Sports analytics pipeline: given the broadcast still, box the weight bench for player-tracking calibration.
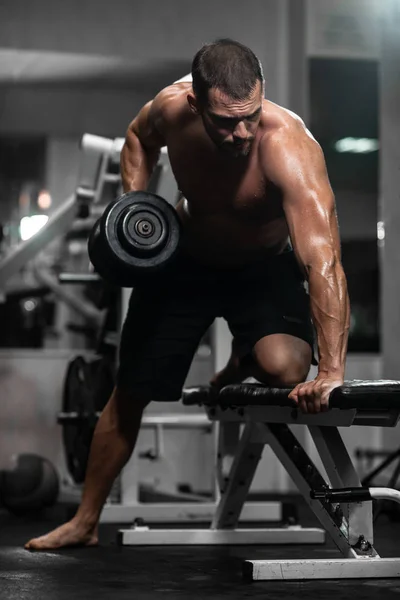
[118,379,400,581]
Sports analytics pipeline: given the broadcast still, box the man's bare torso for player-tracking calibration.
[157,83,299,267]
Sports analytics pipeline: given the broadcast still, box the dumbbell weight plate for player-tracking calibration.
[102,191,181,276]
[88,219,135,287]
[117,203,168,257]
[88,191,181,287]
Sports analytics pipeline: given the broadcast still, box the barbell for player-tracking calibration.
[88,191,181,287]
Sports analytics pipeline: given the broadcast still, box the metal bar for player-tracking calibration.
[209,405,400,428]
[0,194,77,290]
[261,423,358,558]
[81,133,114,154]
[211,423,265,529]
[118,526,325,546]
[368,487,400,504]
[244,558,400,581]
[58,412,212,428]
[141,414,211,427]
[70,218,97,232]
[309,426,374,547]
[207,406,359,427]
[80,133,124,159]
[216,422,241,494]
[58,273,101,284]
[33,265,102,324]
[353,412,400,427]
[309,427,361,488]
[100,501,282,524]
[309,487,400,505]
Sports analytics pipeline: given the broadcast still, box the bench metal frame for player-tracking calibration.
[206,401,400,580]
[101,414,283,525]
[119,396,400,581]
[118,414,326,546]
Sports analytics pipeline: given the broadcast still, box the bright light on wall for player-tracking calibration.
[20,215,49,241]
[334,137,379,154]
[377,221,385,241]
[37,190,52,210]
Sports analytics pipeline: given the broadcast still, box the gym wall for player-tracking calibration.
[0,0,287,138]
[0,0,291,491]
[0,0,395,493]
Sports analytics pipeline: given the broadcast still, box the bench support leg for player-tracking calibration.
[309,426,374,547]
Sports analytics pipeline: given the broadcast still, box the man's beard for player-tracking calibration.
[225,140,252,157]
[218,139,252,158]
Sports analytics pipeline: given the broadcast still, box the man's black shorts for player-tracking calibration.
[117,248,315,402]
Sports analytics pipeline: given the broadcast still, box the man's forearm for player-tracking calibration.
[308,261,350,379]
[120,131,160,193]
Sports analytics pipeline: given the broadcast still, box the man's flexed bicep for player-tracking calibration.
[264,123,340,273]
[120,97,166,193]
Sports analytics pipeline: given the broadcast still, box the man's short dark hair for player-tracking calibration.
[191,38,264,105]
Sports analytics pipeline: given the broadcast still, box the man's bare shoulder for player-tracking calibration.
[151,82,192,126]
[259,99,320,155]
[258,100,327,190]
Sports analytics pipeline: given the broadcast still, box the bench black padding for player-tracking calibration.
[182,380,400,411]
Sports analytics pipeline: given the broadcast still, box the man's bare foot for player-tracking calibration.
[24,519,98,551]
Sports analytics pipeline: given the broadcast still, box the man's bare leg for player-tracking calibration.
[25,387,146,550]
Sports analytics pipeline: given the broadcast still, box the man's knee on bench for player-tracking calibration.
[250,335,312,388]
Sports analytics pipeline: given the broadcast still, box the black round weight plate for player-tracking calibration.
[101,191,181,276]
[88,219,137,287]
[61,356,114,484]
[118,204,167,257]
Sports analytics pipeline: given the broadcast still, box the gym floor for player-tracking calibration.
[1,496,400,600]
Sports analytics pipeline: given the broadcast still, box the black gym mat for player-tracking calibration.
[1,500,400,600]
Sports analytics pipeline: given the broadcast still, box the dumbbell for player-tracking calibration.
[88,191,181,287]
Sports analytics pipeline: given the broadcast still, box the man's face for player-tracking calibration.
[200,81,263,158]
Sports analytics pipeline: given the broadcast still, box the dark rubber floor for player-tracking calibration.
[1,497,400,600]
